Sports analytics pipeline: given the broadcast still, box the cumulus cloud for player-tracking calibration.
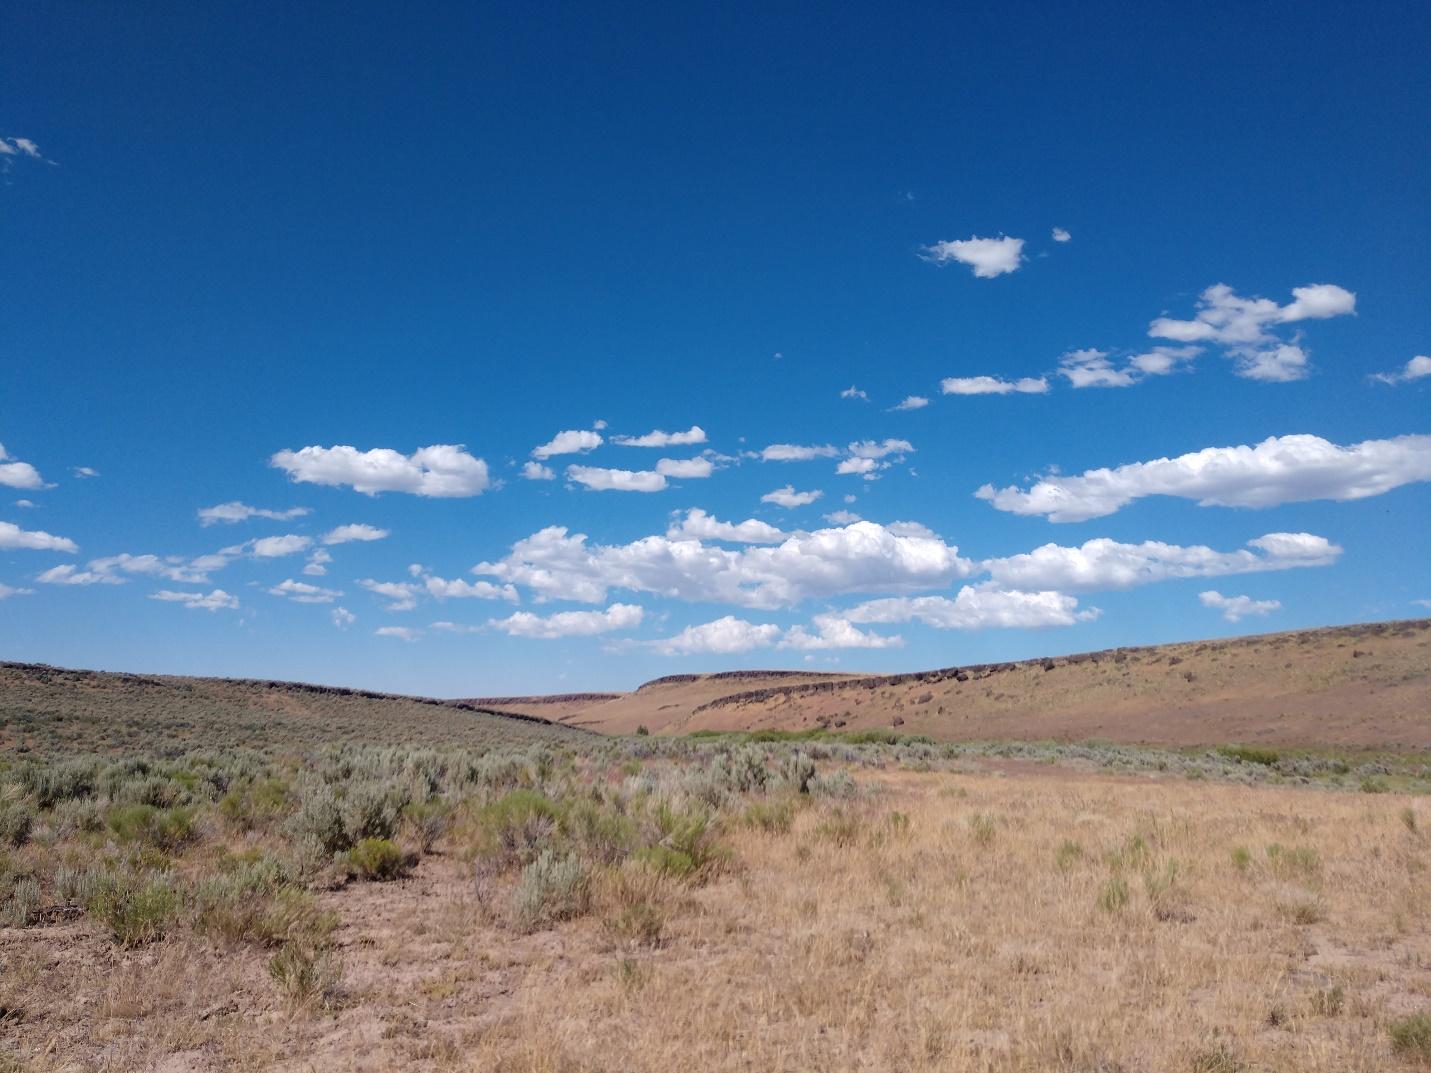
[533,429,603,460]
[39,551,224,586]
[332,606,356,628]
[475,519,974,610]
[760,443,840,462]
[566,465,667,492]
[653,616,783,655]
[1058,348,1136,389]
[250,534,312,558]
[359,579,421,611]
[36,564,121,586]
[921,235,1025,278]
[1371,355,1431,386]
[1199,590,1281,622]
[0,137,44,158]
[271,444,490,497]
[321,524,389,545]
[612,426,707,448]
[842,587,1096,630]
[654,457,714,479]
[762,485,822,508]
[197,502,311,526]
[150,589,239,612]
[837,439,914,481]
[376,626,421,641]
[984,533,1340,591]
[490,603,644,639]
[940,376,1050,396]
[890,396,929,411]
[1148,283,1355,382]
[0,521,77,553]
[976,434,1431,522]
[1052,227,1071,242]
[268,579,342,604]
[780,614,902,650]
[304,549,333,576]
[823,510,862,525]
[1127,346,1203,377]
[840,386,869,401]
[421,575,519,602]
[666,509,786,544]
[521,461,557,480]
[0,444,46,490]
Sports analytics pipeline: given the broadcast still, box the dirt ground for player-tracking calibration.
[4,763,1429,1072]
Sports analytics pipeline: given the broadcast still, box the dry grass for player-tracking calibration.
[4,765,1428,1072]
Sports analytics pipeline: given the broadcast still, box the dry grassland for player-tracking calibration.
[5,763,1429,1072]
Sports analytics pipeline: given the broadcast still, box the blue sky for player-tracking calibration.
[2,3,1428,696]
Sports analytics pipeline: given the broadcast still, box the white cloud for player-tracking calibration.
[762,485,823,508]
[890,395,929,411]
[1199,590,1281,622]
[533,430,603,460]
[612,426,707,448]
[842,587,1096,630]
[760,443,840,462]
[304,548,333,576]
[490,603,644,640]
[976,434,1431,522]
[921,235,1025,278]
[667,508,786,544]
[321,523,389,545]
[0,137,44,158]
[521,461,556,480]
[0,583,32,599]
[271,444,490,497]
[36,564,121,586]
[654,616,783,655]
[14,500,35,508]
[0,521,77,553]
[359,579,421,611]
[198,502,311,526]
[268,578,342,604]
[780,614,902,650]
[940,376,1050,396]
[654,457,714,479]
[1371,355,1431,386]
[984,533,1340,592]
[836,456,883,478]
[1148,283,1355,382]
[0,444,46,490]
[848,439,913,460]
[331,606,356,628]
[566,465,667,492]
[1052,227,1071,242]
[376,626,421,641]
[823,510,862,525]
[1058,348,1137,389]
[1127,346,1203,377]
[840,386,869,401]
[422,575,519,602]
[250,534,313,558]
[71,466,100,479]
[150,589,239,612]
[475,519,974,610]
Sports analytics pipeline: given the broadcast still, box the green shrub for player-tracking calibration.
[1098,875,1130,913]
[105,804,197,853]
[1055,839,1085,872]
[511,849,590,930]
[474,789,561,868]
[268,938,342,1008]
[1230,846,1252,873]
[743,798,797,834]
[1388,1013,1431,1061]
[402,799,453,854]
[0,803,33,849]
[651,803,727,878]
[1217,745,1280,767]
[87,875,179,946]
[559,799,635,865]
[341,782,404,843]
[1360,775,1391,794]
[1265,843,1321,881]
[345,838,406,881]
[288,786,350,856]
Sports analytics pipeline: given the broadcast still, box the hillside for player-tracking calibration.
[473,619,1431,749]
[0,662,590,756]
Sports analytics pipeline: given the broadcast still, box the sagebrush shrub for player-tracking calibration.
[0,803,33,849]
[512,849,590,930]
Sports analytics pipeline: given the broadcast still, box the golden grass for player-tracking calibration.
[6,767,1428,1072]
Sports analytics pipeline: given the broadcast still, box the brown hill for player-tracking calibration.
[0,661,591,756]
[471,619,1431,749]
